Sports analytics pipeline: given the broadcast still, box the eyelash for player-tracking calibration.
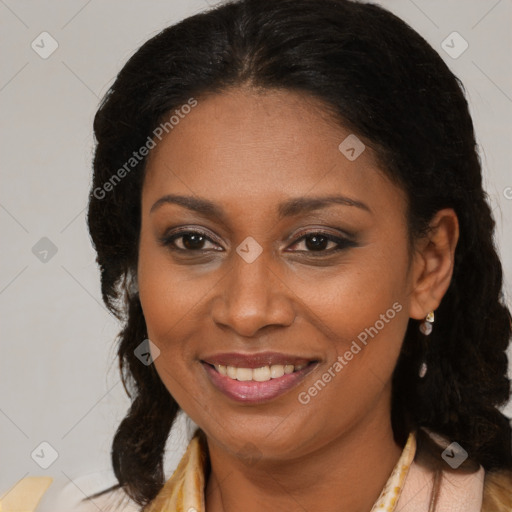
[159,227,357,256]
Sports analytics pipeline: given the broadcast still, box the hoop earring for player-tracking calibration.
[419,311,434,378]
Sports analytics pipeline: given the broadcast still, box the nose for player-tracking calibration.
[211,249,296,337]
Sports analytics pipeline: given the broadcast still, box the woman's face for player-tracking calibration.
[138,87,417,460]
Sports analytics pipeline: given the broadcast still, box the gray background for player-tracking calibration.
[1,0,511,504]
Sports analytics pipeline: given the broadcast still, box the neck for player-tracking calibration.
[204,399,404,512]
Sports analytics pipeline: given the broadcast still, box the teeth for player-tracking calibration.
[214,363,308,381]
[253,366,271,382]
[226,365,237,379]
[236,368,253,381]
[270,365,284,378]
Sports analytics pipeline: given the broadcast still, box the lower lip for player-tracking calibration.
[202,362,317,404]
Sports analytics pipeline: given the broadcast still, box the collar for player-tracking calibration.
[371,432,416,511]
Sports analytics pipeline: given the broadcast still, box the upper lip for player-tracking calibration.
[201,351,318,369]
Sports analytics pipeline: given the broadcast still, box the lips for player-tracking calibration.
[200,351,319,403]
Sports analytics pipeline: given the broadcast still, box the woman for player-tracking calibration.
[70,0,512,510]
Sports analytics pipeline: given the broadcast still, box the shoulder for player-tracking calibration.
[482,468,512,512]
[408,429,511,512]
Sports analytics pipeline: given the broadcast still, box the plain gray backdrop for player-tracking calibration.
[1,0,511,504]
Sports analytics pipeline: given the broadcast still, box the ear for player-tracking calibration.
[408,208,459,321]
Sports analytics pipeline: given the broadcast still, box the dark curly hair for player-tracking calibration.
[85,0,512,507]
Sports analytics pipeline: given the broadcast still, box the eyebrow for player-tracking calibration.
[149,193,371,220]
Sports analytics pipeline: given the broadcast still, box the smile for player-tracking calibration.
[201,358,318,403]
[212,363,308,381]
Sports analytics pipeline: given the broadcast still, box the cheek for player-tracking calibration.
[137,232,220,408]
[293,243,409,338]
[137,226,206,335]
[301,283,408,394]
[291,262,409,434]
[137,258,199,410]
[137,232,189,359]
[290,242,411,392]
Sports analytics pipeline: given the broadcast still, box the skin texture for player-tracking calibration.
[137,87,459,512]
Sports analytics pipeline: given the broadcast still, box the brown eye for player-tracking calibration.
[179,233,207,250]
[288,231,357,254]
[160,230,221,252]
[303,234,334,251]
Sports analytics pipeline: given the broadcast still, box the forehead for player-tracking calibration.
[142,87,404,221]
